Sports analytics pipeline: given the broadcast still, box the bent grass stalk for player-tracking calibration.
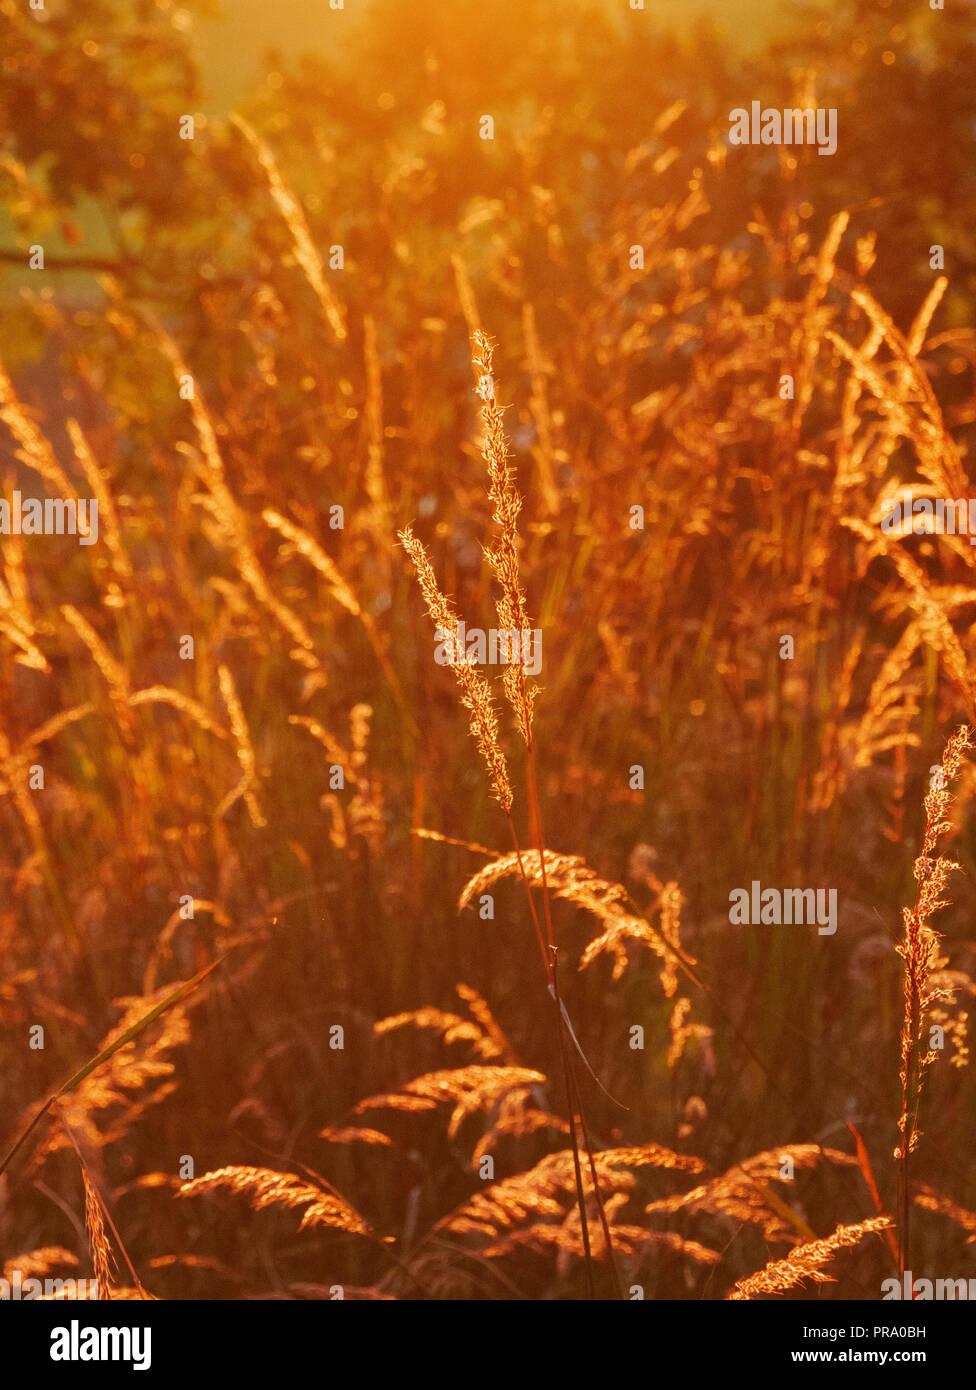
[0,957,225,1182]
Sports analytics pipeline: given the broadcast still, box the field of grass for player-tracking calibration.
[0,0,974,1302]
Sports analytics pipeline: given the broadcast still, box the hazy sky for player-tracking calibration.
[194,0,781,110]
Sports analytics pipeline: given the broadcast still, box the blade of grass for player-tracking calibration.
[0,956,224,1181]
[847,1121,899,1264]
